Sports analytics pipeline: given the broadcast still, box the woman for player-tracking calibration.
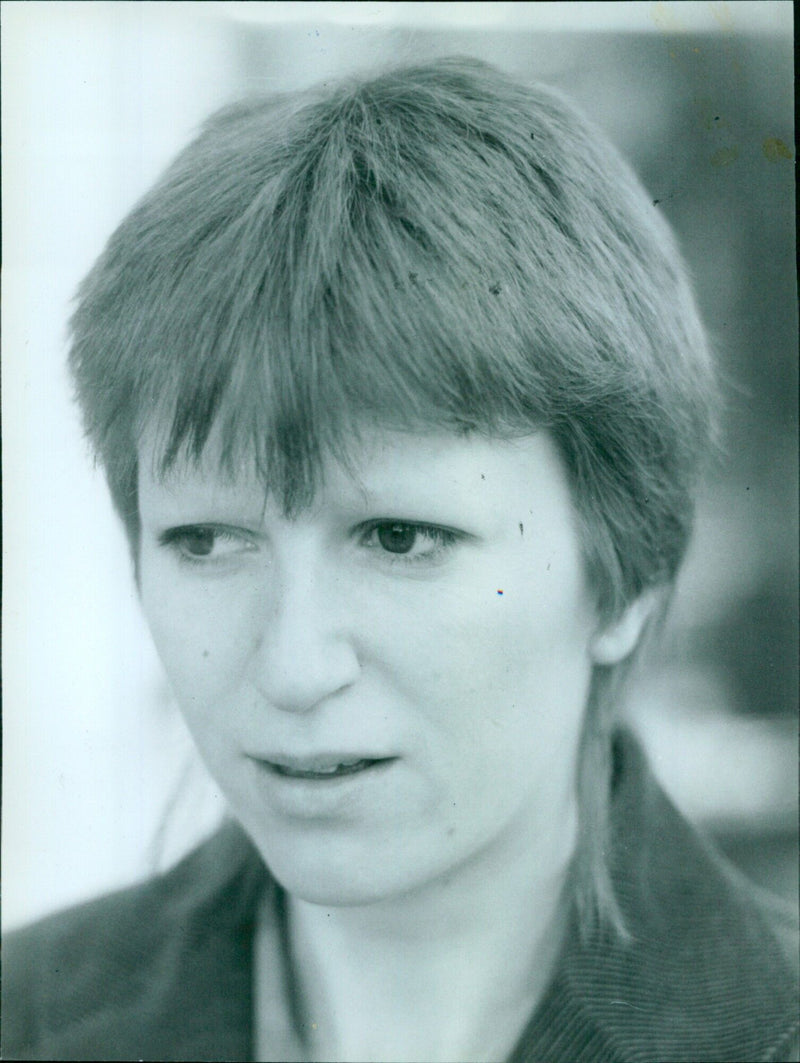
[4,58,797,1062]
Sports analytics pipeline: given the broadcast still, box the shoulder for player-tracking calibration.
[572,730,799,1062]
[2,821,266,1061]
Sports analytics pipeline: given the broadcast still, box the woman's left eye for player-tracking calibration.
[359,521,459,562]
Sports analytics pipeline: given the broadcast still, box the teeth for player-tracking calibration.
[306,759,366,773]
[271,758,377,779]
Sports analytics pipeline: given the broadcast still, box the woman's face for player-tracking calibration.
[138,427,612,906]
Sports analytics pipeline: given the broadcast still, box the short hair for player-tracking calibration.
[68,57,717,934]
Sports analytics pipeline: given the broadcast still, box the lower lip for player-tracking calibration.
[248,757,398,818]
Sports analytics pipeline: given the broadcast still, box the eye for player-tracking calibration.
[360,521,460,563]
[158,525,255,565]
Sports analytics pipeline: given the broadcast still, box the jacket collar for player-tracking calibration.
[509,730,799,1062]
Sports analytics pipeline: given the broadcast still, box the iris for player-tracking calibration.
[377,523,418,554]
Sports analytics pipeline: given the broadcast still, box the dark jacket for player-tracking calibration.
[3,732,798,1062]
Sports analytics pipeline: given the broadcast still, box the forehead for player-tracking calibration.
[137,422,576,519]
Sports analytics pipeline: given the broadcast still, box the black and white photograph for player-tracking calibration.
[2,3,797,1060]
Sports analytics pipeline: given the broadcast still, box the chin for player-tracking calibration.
[248,827,436,908]
[265,855,412,907]
[280,874,394,908]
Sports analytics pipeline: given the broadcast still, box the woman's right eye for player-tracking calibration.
[158,525,254,565]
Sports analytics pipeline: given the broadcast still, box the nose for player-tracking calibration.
[249,551,361,714]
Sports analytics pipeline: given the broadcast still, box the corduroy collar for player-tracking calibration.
[505,731,799,1062]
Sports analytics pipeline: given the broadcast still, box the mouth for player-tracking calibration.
[264,756,396,781]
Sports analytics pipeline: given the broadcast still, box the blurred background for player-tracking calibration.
[3,1,796,930]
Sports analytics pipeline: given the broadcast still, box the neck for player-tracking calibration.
[286,799,577,1063]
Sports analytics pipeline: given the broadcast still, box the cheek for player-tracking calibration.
[401,570,592,782]
[139,557,258,719]
[382,558,592,689]
[363,560,593,744]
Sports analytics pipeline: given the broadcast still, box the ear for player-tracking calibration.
[589,591,660,665]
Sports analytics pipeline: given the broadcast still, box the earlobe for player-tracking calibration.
[590,591,659,665]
